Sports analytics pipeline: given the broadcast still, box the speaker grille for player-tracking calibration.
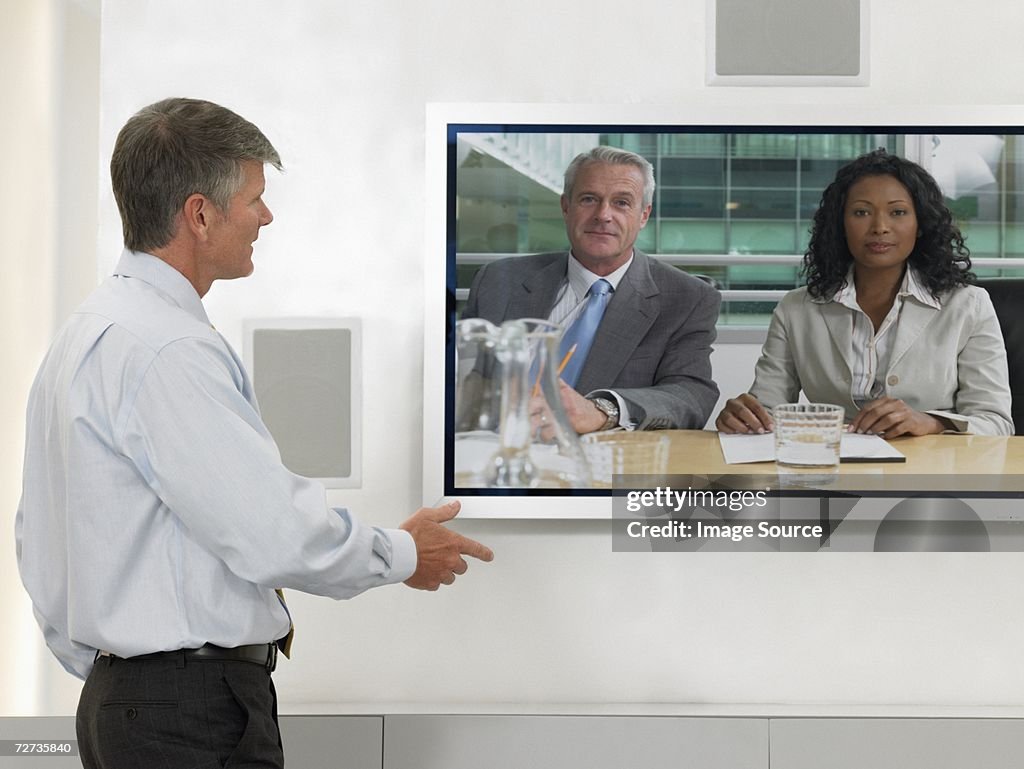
[713,0,862,79]
[251,325,357,484]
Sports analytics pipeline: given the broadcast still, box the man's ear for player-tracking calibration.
[182,193,213,240]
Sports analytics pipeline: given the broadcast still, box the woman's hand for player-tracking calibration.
[715,393,775,434]
[849,397,945,438]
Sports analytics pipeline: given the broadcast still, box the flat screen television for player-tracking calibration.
[423,104,1024,519]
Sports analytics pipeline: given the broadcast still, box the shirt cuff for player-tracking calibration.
[585,389,636,430]
[926,409,970,433]
[385,528,418,583]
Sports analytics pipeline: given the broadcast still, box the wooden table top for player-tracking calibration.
[635,430,1024,494]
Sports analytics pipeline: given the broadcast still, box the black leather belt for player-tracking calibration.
[97,643,277,672]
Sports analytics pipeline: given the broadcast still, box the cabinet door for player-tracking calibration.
[384,715,767,769]
[280,715,382,769]
[0,716,79,768]
[771,718,1024,769]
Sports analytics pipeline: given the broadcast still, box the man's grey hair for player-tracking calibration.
[110,97,282,252]
[562,146,656,208]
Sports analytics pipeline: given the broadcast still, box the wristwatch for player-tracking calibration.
[588,396,620,431]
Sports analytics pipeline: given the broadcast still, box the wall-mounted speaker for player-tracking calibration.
[244,318,361,488]
[707,0,869,86]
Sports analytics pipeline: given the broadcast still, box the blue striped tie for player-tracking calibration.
[558,279,612,388]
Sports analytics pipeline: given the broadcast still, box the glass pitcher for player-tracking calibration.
[454,318,591,488]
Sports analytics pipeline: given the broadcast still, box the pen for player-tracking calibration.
[532,344,577,398]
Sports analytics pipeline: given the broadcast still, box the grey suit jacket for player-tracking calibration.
[750,284,1013,436]
[462,251,721,430]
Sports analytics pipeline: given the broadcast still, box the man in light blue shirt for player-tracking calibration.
[16,97,492,769]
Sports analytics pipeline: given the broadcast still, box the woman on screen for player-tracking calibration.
[715,148,1013,437]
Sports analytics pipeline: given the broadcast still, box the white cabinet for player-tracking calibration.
[9,713,1024,767]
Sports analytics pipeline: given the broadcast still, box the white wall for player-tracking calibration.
[2,0,57,719]
[1,0,100,715]
[7,0,1024,715]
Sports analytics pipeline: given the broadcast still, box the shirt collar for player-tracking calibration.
[832,265,942,311]
[567,250,634,299]
[901,265,942,309]
[113,249,212,326]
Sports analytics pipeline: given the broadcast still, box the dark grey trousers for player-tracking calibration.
[77,652,284,768]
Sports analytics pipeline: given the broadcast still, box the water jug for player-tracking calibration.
[454,318,591,488]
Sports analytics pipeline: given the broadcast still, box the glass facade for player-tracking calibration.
[455,130,1024,325]
[946,134,1024,274]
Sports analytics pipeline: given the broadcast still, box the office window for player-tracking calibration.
[455,131,1024,326]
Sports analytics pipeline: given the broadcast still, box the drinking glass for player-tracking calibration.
[773,403,844,467]
[581,431,671,486]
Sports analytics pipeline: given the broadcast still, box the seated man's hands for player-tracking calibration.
[848,397,945,438]
[529,394,557,441]
[528,383,608,435]
[400,501,494,591]
[558,380,608,434]
[715,393,774,434]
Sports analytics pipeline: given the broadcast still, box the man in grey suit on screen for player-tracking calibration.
[462,146,721,433]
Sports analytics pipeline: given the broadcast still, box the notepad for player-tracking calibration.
[718,431,906,464]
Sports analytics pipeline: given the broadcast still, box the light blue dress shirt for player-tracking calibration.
[16,250,416,680]
[547,253,637,428]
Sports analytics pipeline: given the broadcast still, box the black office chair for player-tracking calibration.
[977,278,1024,435]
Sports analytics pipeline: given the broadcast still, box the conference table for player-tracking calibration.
[603,431,1024,552]
[598,430,1024,495]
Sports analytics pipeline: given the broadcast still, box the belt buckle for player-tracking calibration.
[266,643,278,673]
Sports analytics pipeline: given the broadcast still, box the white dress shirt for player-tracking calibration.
[832,266,942,407]
[16,250,416,679]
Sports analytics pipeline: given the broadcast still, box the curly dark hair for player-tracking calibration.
[803,148,972,299]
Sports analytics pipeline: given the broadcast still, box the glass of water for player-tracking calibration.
[773,403,845,467]
[581,432,671,486]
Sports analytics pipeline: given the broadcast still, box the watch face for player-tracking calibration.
[591,397,618,429]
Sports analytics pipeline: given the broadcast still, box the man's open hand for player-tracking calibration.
[399,501,494,591]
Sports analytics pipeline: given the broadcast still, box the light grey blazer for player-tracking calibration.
[749,284,1013,436]
[462,251,721,430]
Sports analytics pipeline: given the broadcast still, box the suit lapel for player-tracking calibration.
[576,252,658,393]
[888,299,938,369]
[819,293,938,380]
[506,255,568,320]
[820,300,855,381]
